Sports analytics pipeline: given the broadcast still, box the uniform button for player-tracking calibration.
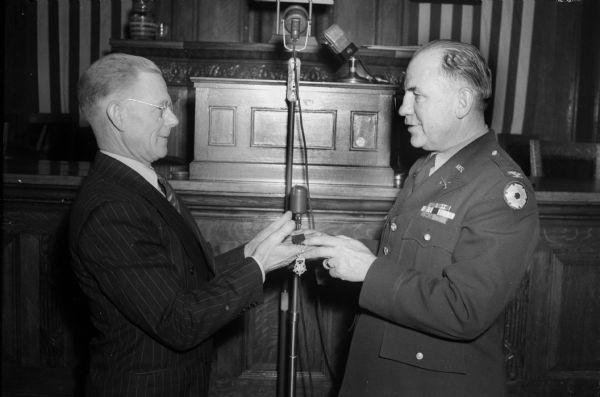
[225,305,230,311]
[492,150,498,156]
[390,222,397,232]
[416,352,424,360]
[424,233,431,241]
[383,247,389,255]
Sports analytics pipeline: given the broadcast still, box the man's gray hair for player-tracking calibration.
[78,53,162,122]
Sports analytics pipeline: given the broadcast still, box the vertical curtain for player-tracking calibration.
[35,0,132,115]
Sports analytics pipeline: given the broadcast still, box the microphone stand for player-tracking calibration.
[278,44,304,397]
[286,214,304,397]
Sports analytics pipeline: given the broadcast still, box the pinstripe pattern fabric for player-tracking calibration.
[69,152,263,396]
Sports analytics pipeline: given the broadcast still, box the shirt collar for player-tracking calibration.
[431,129,489,173]
[100,150,162,193]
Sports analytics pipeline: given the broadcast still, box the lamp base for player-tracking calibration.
[337,57,370,84]
[338,71,370,83]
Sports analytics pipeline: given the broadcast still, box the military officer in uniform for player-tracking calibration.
[303,40,539,396]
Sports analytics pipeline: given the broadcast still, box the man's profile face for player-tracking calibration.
[398,49,460,152]
[119,71,178,166]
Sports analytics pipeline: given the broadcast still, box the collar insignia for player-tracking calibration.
[507,170,523,179]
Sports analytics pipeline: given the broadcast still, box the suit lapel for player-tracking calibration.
[176,199,216,275]
[92,153,215,277]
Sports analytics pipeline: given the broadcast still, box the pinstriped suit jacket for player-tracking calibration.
[69,152,263,396]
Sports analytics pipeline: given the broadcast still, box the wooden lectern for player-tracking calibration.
[190,77,400,190]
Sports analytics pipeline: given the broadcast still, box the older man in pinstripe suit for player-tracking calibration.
[69,53,305,396]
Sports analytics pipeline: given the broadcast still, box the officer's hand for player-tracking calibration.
[302,235,376,282]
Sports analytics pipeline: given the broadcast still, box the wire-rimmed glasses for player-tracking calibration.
[125,98,173,119]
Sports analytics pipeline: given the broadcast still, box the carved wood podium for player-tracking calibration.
[190,77,401,189]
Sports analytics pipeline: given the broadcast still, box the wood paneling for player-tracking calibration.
[575,0,600,143]
[190,78,399,187]
[525,1,583,142]
[507,214,600,397]
[2,198,91,396]
[3,172,600,396]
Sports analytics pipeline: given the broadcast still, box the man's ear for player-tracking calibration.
[455,87,474,119]
[106,101,124,131]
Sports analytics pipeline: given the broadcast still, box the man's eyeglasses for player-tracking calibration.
[125,98,173,119]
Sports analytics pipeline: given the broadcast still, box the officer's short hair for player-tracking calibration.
[416,40,493,108]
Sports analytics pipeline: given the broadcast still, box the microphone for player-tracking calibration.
[283,5,308,43]
[290,185,308,224]
[282,6,307,100]
[290,185,307,245]
[319,24,358,61]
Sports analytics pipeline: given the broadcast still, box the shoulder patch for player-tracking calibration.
[503,182,528,210]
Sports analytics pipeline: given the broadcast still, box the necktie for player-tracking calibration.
[157,174,203,239]
[157,174,213,277]
[413,153,437,186]
[157,175,182,213]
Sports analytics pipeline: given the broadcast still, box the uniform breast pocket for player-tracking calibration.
[401,217,460,274]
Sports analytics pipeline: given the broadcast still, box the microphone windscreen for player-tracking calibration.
[283,5,308,40]
[290,185,308,215]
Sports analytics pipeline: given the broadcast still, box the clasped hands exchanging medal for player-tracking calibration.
[247,211,376,282]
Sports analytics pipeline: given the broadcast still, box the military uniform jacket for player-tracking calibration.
[69,153,263,396]
[339,132,539,397]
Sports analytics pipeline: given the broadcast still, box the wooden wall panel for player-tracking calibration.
[524,1,584,143]
[2,177,600,396]
[331,0,377,46]
[170,0,200,41]
[375,0,405,46]
[197,0,247,42]
[2,201,90,396]
[504,215,600,397]
[575,0,600,143]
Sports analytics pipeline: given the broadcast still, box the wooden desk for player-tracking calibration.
[3,164,600,397]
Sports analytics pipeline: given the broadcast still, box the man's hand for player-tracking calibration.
[245,211,294,258]
[302,235,376,282]
[245,211,308,273]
